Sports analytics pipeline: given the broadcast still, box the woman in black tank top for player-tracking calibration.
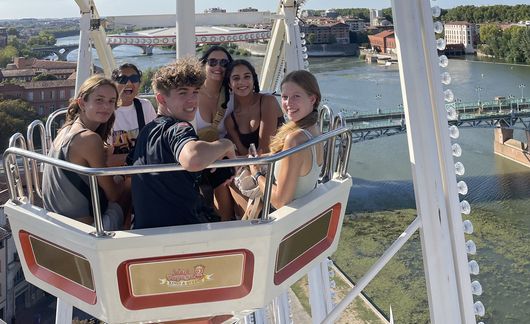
[223,60,284,155]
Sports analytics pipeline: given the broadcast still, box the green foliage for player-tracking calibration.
[140,67,156,94]
[0,99,40,151]
[480,24,530,63]
[0,45,18,68]
[6,27,18,36]
[441,5,530,23]
[332,5,529,26]
[333,210,430,324]
[32,73,58,81]
[334,8,370,21]
[307,33,317,45]
[382,8,393,23]
[27,31,56,47]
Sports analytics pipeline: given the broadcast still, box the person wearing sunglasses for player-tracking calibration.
[196,45,234,140]
[195,46,236,221]
[110,63,157,165]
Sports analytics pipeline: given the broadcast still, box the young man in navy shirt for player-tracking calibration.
[130,57,236,229]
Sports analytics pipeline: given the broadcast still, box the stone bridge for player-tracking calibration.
[34,25,271,60]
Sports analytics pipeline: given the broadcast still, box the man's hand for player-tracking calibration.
[219,138,236,160]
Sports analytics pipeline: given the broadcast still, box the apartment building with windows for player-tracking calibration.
[444,21,476,54]
[300,22,350,44]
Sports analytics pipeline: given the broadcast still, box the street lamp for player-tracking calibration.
[519,83,526,102]
[475,87,483,105]
[376,94,382,113]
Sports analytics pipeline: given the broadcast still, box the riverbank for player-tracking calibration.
[332,203,530,323]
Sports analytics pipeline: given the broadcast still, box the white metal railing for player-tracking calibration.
[4,118,351,237]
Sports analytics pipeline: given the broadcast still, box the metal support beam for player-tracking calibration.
[175,0,195,59]
[74,0,92,94]
[392,0,475,323]
[89,1,116,76]
[308,260,333,323]
[282,0,305,73]
[105,12,275,30]
[260,4,285,92]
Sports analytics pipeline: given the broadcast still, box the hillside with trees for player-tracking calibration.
[0,31,56,68]
[441,5,530,23]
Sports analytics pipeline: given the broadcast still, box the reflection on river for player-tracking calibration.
[61,39,530,323]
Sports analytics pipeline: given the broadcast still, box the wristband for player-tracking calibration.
[252,171,264,183]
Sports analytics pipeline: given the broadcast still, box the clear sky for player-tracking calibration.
[0,0,528,20]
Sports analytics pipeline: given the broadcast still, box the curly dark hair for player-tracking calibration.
[151,57,206,95]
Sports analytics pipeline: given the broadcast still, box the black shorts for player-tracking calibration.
[202,167,234,188]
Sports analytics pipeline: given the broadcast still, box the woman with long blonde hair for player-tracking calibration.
[249,70,324,209]
[42,75,127,230]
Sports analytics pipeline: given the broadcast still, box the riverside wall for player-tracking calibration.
[493,128,530,168]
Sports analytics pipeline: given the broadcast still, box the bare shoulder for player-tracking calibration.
[70,130,104,153]
[284,129,310,149]
[261,94,280,109]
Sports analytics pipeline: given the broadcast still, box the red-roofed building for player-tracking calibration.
[1,57,77,82]
[1,57,77,115]
[0,79,75,115]
[368,30,396,54]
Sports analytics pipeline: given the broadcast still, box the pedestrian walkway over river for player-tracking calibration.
[345,97,530,142]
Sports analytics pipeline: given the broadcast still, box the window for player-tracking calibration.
[41,91,45,101]
[27,91,34,101]
[60,89,65,99]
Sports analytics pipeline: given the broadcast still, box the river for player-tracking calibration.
[57,38,530,323]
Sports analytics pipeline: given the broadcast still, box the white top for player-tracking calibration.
[274,129,322,200]
[111,98,157,147]
[193,95,234,138]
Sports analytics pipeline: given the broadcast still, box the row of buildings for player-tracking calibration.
[367,21,485,55]
[0,57,76,116]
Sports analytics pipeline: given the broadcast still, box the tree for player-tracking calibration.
[33,73,59,81]
[140,67,156,94]
[307,33,317,45]
[0,99,40,151]
[7,27,18,36]
[0,45,18,68]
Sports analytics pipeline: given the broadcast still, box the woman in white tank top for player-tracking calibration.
[249,70,324,209]
[195,46,235,221]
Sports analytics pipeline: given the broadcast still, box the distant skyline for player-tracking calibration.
[0,0,528,20]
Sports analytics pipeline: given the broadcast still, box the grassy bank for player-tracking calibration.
[331,205,530,323]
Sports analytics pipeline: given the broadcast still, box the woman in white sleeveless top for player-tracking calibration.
[195,45,235,221]
[250,70,324,209]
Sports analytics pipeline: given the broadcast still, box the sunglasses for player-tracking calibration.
[115,74,141,84]
[206,58,229,68]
